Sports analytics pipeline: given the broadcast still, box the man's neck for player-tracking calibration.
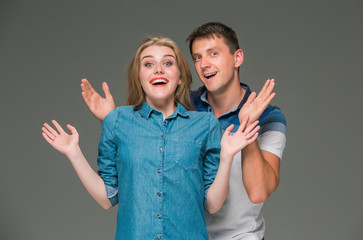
[207,80,245,119]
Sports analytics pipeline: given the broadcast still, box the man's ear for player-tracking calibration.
[234,49,244,68]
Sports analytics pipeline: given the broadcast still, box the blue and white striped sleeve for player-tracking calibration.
[257,106,287,159]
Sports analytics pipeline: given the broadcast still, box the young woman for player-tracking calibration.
[42,36,259,239]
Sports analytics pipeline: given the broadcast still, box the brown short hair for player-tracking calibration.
[126,36,193,110]
[186,22,240,55]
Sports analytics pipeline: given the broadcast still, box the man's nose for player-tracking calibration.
[200,58,211,69]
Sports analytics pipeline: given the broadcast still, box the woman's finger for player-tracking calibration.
[42,132,54,144]
[52,120,65,134]
[67,124,78,135]
[238,116,250,132]
[42,127,55,140]
[44,123,58,136]
[224,124,235,136]
[246,125,260,139]
[244,120,259,134]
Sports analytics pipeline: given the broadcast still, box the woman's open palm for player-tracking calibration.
[42,120,79,156]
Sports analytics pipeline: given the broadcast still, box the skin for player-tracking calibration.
[80,35,280,204]
[43,45,261,214]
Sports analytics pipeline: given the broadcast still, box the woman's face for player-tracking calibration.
[139,45,181,108]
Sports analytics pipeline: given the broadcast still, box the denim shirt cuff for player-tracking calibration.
[204,188,210,211]
[105,184,119,206]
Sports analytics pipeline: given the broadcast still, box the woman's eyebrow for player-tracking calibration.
[141,54,176,61]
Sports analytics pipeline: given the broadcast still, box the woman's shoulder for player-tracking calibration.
[103,106,135,123]
[186,110,219,127]
[187,109,215,119]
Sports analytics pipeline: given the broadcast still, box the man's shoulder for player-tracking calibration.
[260,105,286,125]
[190,86,209,112]
[258,105,287,137]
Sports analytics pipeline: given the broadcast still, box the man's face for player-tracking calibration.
[191,35,243,95]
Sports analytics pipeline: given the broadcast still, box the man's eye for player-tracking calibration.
[211,52,217,56]
[194,56,201,61]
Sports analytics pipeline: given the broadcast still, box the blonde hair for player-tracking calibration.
[126,36,193,110]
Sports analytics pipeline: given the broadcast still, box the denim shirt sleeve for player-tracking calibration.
[97,109,119,206]
[203,114,222,210]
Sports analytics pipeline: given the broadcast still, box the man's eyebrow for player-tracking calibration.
[141,54,176,60]
[206,47,221,52]
[192,47,221,56]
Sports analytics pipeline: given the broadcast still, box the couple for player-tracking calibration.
[42,22,286,239]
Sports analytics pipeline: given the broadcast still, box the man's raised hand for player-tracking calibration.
[238,79,276,126]
[81,78,116,122]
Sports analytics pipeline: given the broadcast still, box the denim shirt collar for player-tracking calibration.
[200,82,252,116]
[138,102,189,119]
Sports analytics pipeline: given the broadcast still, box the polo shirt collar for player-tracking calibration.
[200,82,252,115]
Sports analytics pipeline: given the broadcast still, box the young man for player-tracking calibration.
[81,22,286,240]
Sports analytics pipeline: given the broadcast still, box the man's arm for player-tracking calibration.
[80,78,116,122]
[238,79,283,204]
[241,142,280,204]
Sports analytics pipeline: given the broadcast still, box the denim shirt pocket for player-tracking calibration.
[170,139,202,171]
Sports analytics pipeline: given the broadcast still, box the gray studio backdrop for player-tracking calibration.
[1,1,362,239]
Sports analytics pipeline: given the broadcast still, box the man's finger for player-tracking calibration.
[102,82,113,99]
[245,92,256,105]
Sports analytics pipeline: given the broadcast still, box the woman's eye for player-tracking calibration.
[164,61,173,66]
[144,63,152,67]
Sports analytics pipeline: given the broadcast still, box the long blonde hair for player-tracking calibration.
[126,36,193,110]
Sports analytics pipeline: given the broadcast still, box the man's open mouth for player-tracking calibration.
[204,72,217,79]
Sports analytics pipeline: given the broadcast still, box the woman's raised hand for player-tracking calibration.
[220,116,260,159]
[42,120,80,157]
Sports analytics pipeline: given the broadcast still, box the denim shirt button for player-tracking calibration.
[157,192,161,196]
[159,148,162,152]
[157,236,161,240]
[157,169,161,173]
[160,134,163,138]
[165,120,168,125]
[157,214,161,219]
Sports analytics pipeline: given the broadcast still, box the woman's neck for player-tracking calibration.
[146,98,177,120]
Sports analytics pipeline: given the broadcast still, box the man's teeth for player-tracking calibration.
[204,73,216,79]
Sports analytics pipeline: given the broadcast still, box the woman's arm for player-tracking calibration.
[42,120,112,210]
[206,117,260,214]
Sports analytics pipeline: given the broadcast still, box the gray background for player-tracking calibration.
[1,0,362,239]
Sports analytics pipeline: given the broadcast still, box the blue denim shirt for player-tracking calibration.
[97,102,221,240]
